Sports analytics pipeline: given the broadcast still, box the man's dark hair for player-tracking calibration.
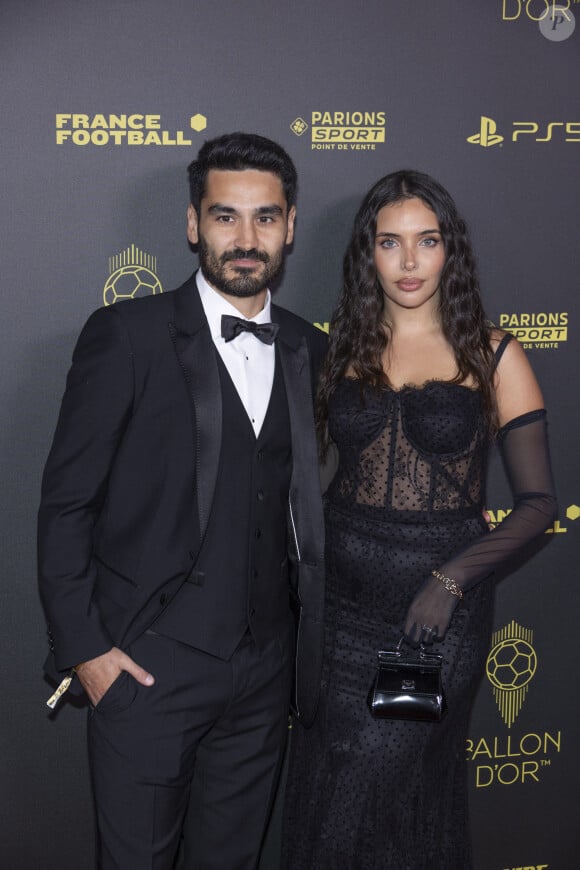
[187,132,297,214]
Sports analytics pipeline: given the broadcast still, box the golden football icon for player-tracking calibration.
[486,638,537,691]
[104,265,162,306]
[486,620,537,728]
[103,245,163,306]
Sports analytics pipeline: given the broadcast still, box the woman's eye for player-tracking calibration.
[379,238,397,248]
[420,237,439,247]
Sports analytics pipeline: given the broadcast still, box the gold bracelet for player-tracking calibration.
[431,569,463,600]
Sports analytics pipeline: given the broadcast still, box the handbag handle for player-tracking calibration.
[378,638,443,667]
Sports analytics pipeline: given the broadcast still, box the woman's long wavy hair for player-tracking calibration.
[317,170,497,455]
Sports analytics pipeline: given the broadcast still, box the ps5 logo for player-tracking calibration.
[467,116,580,146]
[467,117,504,148]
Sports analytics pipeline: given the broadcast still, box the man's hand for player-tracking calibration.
[74,646,154,707]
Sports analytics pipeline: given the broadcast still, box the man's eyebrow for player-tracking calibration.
[207,204,236,214]
[256,205,284,216]
[206,204,284,216]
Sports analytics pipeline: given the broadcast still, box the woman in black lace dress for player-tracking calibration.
[282,171,557,870]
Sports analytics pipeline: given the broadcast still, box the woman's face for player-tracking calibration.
[374,197,446,314]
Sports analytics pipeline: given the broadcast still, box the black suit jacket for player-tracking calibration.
[38,275,327,725]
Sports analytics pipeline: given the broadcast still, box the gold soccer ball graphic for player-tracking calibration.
[486,638,537,691]
[103,265,162,306]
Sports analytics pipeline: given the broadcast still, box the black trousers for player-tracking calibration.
[88,625,293,870]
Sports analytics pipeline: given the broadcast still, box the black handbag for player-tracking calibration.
[367,641,447,722]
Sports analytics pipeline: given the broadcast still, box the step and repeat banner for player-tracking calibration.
[1,2,578,868]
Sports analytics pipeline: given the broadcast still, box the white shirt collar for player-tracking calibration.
[196,270,272,342]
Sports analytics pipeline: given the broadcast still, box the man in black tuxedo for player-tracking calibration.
[38,132,326,870]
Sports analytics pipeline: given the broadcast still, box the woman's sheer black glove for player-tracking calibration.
[403,410,557,646]
[403,575,460,645]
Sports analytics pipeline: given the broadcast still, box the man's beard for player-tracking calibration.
[198,236,284,298]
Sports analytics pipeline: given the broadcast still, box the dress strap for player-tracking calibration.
[493,332,513,367]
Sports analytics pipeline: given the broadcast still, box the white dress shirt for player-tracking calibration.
[196,270,275,437]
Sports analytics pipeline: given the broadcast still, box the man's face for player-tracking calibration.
[187,168,296,299]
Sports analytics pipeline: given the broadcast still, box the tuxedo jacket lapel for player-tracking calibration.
[275,311,325,568]
[167,286,324,573]
[273,307,326,726]
[169,280,222,549]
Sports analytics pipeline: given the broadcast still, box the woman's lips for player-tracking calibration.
[397,278,424,291]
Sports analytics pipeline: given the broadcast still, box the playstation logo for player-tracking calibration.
[467,116,504,147]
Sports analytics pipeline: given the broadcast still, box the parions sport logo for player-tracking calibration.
[290,111,387,152]
[56,113,207,146]
[498,312,568,348]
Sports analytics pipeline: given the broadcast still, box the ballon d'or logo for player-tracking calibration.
[103,245,163,306]
[486,620,537,728]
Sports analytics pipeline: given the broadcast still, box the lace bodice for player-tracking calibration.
[327,379,488,522]
[327,373,557,592]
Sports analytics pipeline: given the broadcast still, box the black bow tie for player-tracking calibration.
[221,314,279,345]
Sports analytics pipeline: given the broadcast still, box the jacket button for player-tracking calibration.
[257,490,264,501]
[257,450,264,461]
[250,607,256,617]
[255,529,262,539]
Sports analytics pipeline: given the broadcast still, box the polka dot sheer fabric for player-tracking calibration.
[282,342,556,869]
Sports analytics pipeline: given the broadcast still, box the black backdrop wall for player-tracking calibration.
[1,2,578,868]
